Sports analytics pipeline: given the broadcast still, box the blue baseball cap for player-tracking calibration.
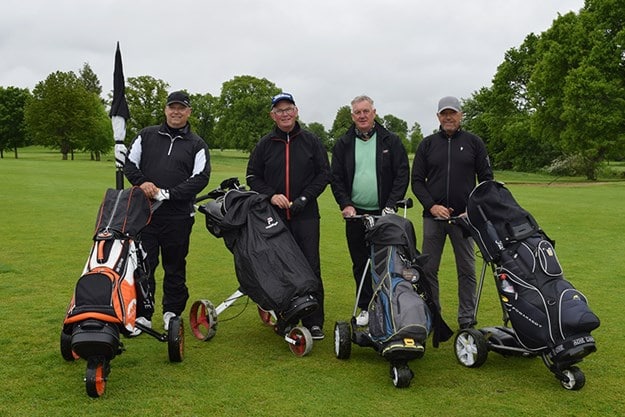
[271,92,295,108]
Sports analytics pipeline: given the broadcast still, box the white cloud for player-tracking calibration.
[0,0,584,134]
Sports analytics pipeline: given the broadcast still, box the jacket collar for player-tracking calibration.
[272,121,301,140]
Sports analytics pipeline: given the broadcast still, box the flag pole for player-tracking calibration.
[109,41,130,190]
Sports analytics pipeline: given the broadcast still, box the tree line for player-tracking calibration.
[462,0,625,180]
[1,0,623,179]
[0,71,424,161]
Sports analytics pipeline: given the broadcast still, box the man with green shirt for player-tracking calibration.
[330,95,410,326]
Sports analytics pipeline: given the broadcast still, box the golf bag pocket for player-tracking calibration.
[536,239,562,276]
[558,287,600,337]
[503,291,550,350]
[64,266,137,334]
[369,279,430,344]
[392,281,431,342]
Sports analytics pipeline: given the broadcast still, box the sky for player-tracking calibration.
[1,0,585,135]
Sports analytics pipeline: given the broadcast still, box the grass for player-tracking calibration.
[1,147,624,416]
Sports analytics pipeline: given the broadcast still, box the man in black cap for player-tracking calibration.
[411,96,493,330]
[246,92,330,340]
[125,90,210,334]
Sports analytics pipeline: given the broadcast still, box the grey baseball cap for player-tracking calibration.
[437,96,462,113]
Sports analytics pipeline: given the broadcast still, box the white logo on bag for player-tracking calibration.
[265,217,279,229]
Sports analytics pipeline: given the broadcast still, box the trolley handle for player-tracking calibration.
[343,197,414,223]
[194,177,244,204]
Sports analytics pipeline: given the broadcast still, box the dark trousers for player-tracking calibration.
[287,216,324,329]
[139,215,195,318]
[421,217,477,327]
[345,208,380,310]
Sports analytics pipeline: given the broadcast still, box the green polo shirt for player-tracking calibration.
[351,134,378,210]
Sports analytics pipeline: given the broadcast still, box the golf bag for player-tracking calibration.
[62,186,153,360]
[365,215,451,356]
[199,187,318,330]
[464,180,600,359]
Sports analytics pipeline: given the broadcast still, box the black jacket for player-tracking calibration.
[331,121,409,211]
[246,122,330,220]
[125,122,210,218]
[411,128,493,218]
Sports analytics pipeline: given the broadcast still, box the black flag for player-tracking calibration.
[110,42,130,189]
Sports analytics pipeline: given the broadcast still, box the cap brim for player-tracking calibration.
[271,99,295,108]
[167,101,190,107]
[438,106,460,113]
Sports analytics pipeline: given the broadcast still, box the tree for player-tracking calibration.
[189,92,217,148]
[79,63,102,97]
[79,62,109,160]
[381,114,409,152]
[0,86,31,158]
[329,106,352,143]
[306,122,331,150]
[24,71,109,160]
[125,75,170,142]
[528,11,587,168]
[213,75,280,152]
[408,121,423,154]
[557,1,625,178]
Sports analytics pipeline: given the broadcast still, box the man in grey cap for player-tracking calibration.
[411,96,493,330]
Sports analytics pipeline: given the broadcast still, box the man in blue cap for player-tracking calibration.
[246,92,330,340]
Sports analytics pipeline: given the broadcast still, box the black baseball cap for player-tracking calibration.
[166,91,191,107]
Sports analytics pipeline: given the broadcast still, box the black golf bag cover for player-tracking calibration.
[365,215,453,349]
[465,180,540,263]
[63,187,153,359]
[465,181,600,359]
[205,189,319,320]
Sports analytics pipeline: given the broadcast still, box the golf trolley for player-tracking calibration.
[453,255,594,390]
[334,198,451,388]
[60,187,184,398]
[446,180,599,391]
[189,178,317,357]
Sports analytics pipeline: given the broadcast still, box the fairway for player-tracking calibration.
[1,148,623,417]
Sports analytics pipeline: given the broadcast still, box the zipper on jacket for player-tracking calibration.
[285,133,291,220]
[446,137,451,208]
[167,137,177,156]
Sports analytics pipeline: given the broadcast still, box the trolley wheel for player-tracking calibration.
[454,328,488,368]
[85,356,110,398]
[189,299,218,341]
[560,366,585,391]
[391,365,413,388]
[287,326,313,357]
[60,329,78,361]
[257,306,276,326]
[334,321,352,360]
[167,316,184,363]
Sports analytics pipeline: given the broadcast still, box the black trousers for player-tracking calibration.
[287,216,324,329]
[345,208,381,310]
[139,215,195,319]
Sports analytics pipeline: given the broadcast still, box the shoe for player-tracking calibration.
[163,312,176,331]
[459,321,475,330]
[130,316,152,337]
[356,310,369,327]
[309,326,325,340]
